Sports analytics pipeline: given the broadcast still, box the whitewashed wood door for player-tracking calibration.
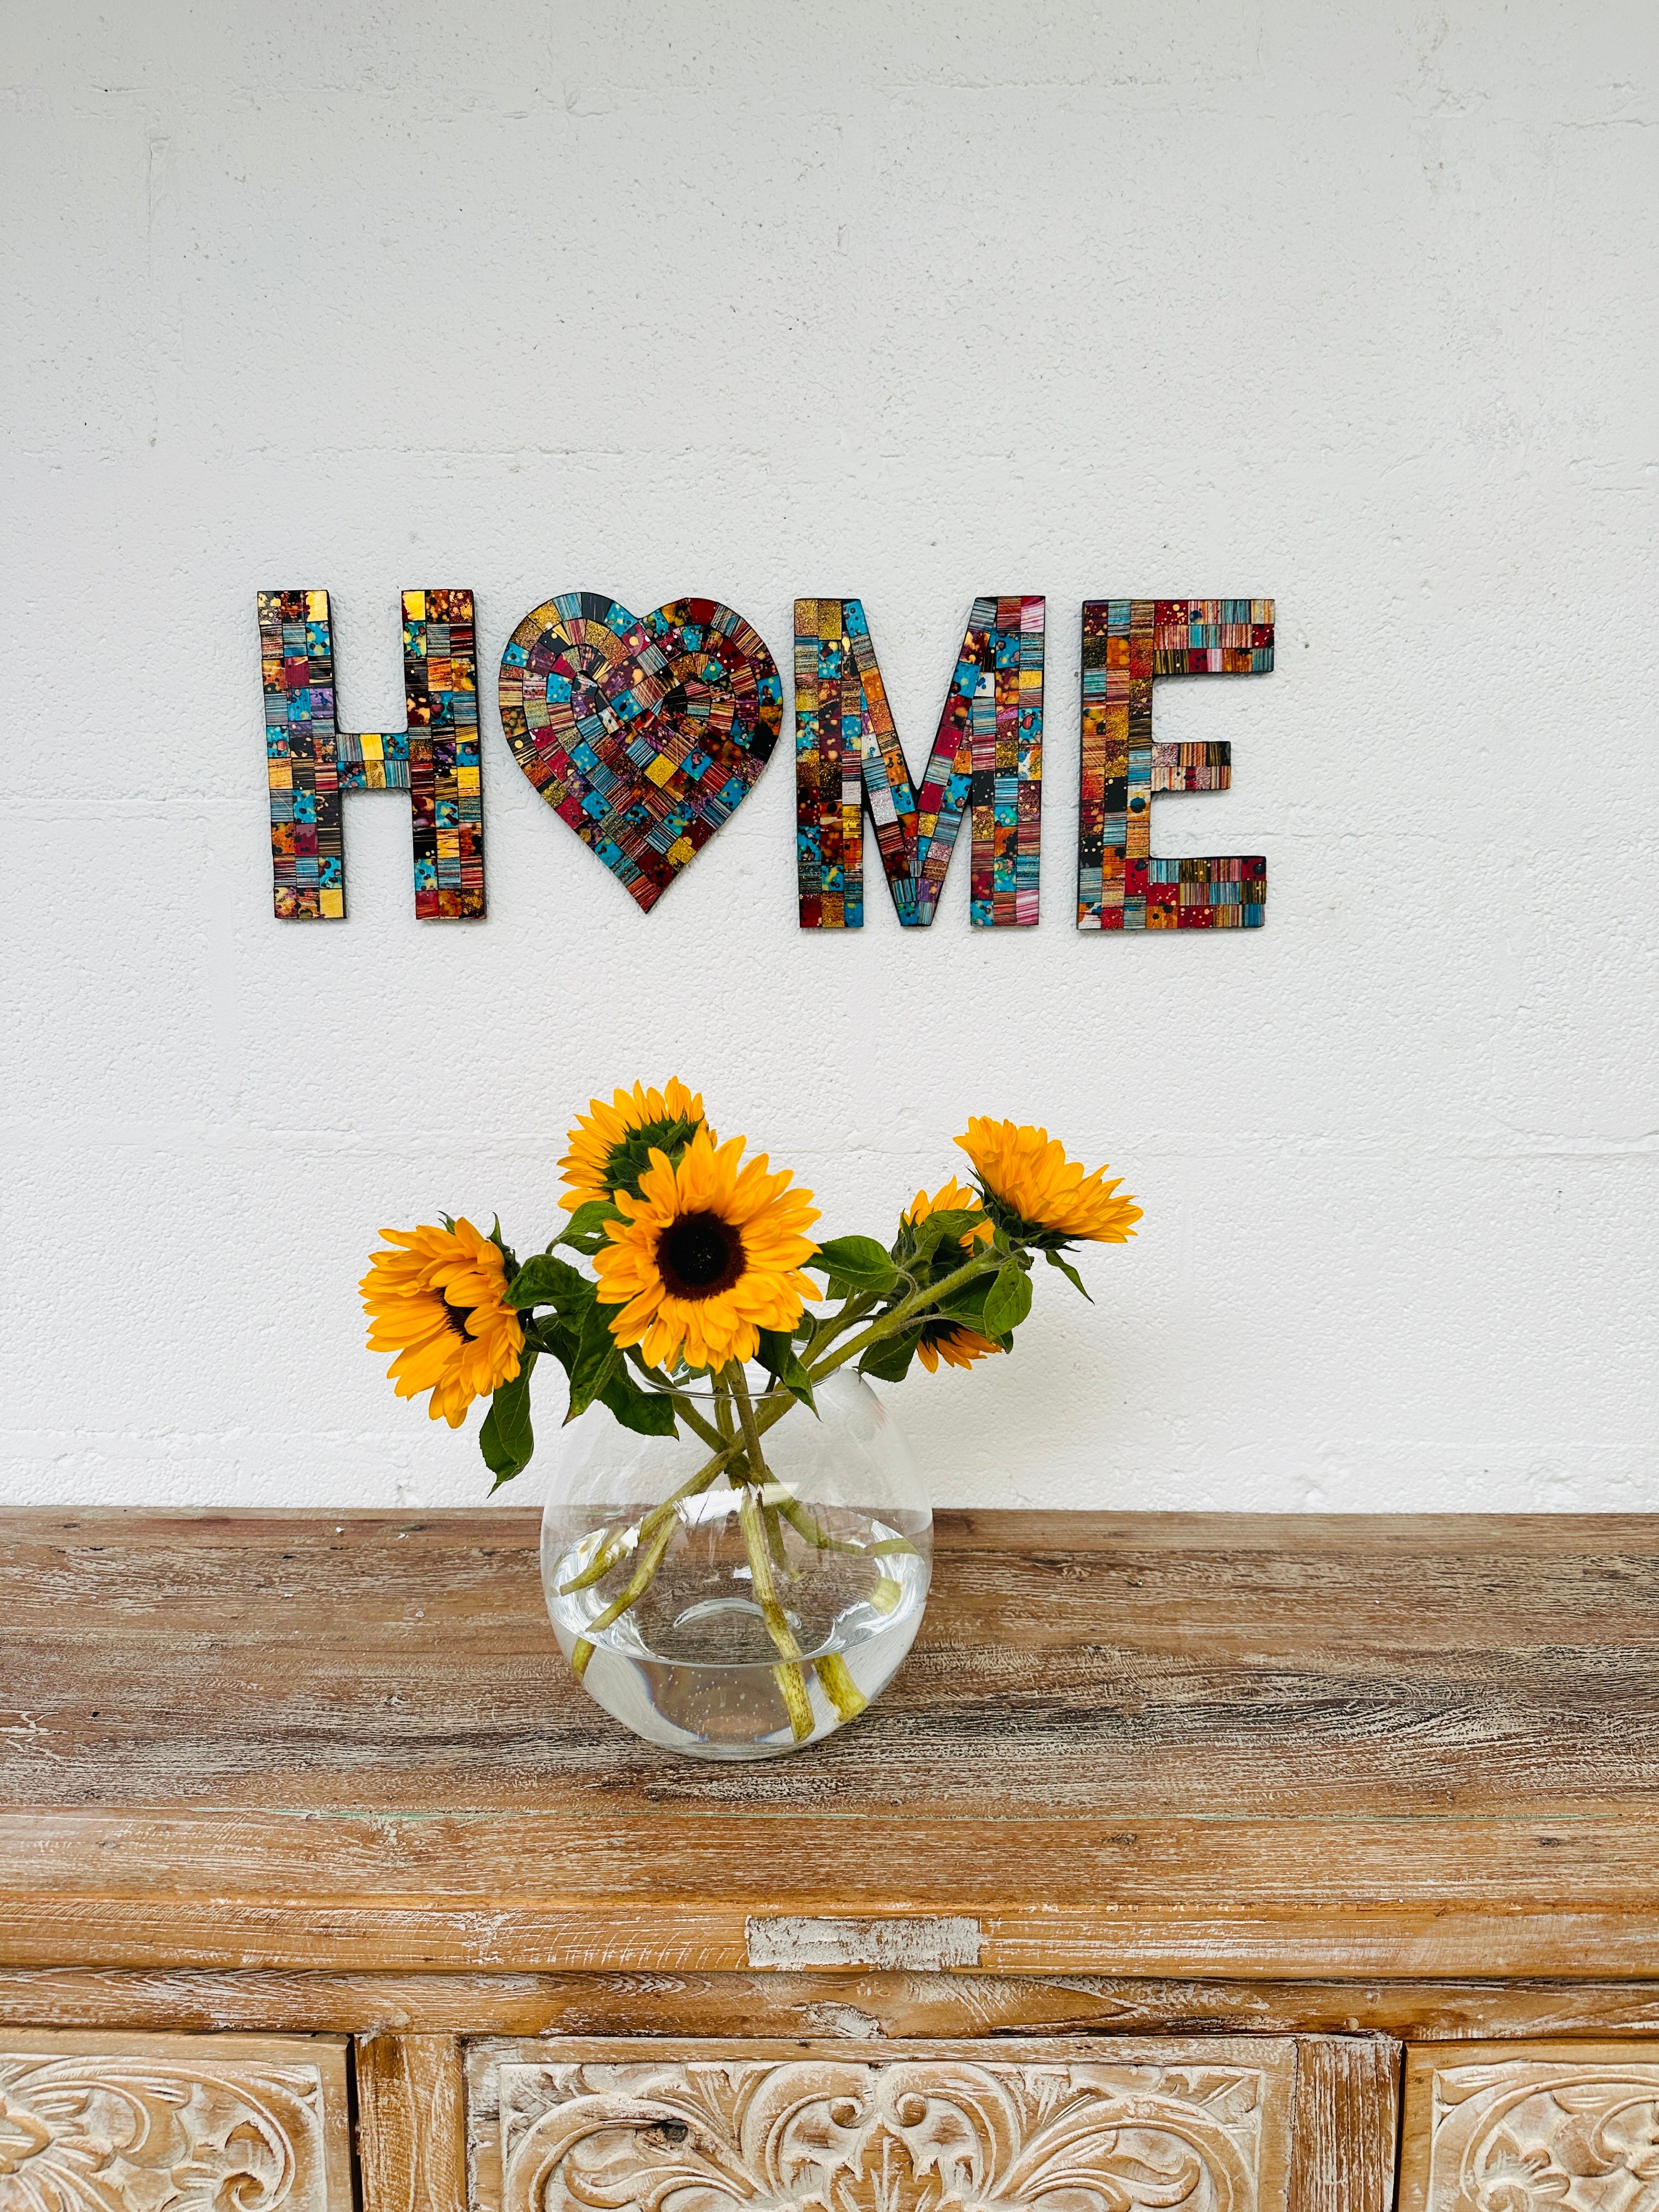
[1402,2040,1659,2210]
[0,2030,352,2212]
[466,2037,1297,2212]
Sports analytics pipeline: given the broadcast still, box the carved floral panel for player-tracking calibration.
[1415,2051,1659,2212]
[0,2034,349,2212]
[466,2039,1296,2212]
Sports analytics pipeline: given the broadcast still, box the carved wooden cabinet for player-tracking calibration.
[0,2032,352,2211]
[5,1509,1659,2212]
[1401,2042,1659,2211]
[465,2039,1301,2212]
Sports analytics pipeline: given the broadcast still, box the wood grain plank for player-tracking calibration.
[1288,2035,1401,2212]
[1,1801,1656,1897]
[7,1509,1659,1978]
[355,2032,466,2212]
[5,1510,1659,1821]
[2,1895,1658,1978]
[3,1801,1659,1975]
[10,1968,1659,2041]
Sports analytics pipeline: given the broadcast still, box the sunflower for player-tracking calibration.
[956,1118,1143,1245]
[901,1176,995,1250]
[917,1324,1000,1374]
[594,1128,820,1372]
[899,1178,1001,1375]
[360,1218,524,1427]
[560,1079,709,1209]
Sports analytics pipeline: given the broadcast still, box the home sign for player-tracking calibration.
[259,590,1274,931]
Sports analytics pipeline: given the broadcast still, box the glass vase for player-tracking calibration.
[539,1367,931,1759]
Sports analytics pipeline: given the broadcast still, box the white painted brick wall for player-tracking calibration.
[4,1,1655,1510]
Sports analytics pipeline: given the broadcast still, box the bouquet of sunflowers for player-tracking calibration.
[362,1082,1140,1732]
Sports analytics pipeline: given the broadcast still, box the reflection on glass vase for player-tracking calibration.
[540,1367,931,1758]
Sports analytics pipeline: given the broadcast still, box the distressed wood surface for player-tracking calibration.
[464,2039,1299,2212]
[9,1968,1659,2042]
[7,1508,1659,1816]
[356,2032,467,2212]
[0,2029,352,2210]
[1288,2035,1400,2212]
[4,1508,1659,1975]
[1399,2039,1659,2211]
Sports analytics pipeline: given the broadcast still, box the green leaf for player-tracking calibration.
[506,1251,594,1313]
[981,1259,1034,1339]
[554,1197,623,1255]
[806,1236,898,1293]
[479,1351,537,1489]
[529,1314,579,1374]
[1045,1249,1093,1301]
[599,1368,680,1437]
[757,1325,817,1413]
[859,1327,922,1383]
[901,1214,951,1263]
[932,1276,991,1327]
[923,1207,989,1248]
[565,1297,623,1424]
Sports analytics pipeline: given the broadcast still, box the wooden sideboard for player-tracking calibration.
[4,1507,1659,2211]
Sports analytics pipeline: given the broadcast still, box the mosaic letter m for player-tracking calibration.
[794,597,1044,928]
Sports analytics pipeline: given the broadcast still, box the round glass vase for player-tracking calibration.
[539,1367,931,1759]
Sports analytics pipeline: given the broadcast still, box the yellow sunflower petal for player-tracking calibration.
[955,1118,1143,1243]
[362,1220,523,1424]
[901,1176,996,1249]
[558,1079,711,1210]
[591,1126,820,1372]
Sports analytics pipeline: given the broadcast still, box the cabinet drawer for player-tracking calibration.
[0,2030,351,2211]
[465,2036,1297,2212]
[1402,2039,1659,2211]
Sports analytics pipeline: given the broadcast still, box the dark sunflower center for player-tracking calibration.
[441,1295,473,1339]
[657,1211,745,1300]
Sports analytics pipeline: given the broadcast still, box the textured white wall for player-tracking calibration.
[4,1,1656,1513]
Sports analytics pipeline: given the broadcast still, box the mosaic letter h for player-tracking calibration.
[259,589,484,919]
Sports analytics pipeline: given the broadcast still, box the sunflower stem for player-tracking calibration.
[712,1375,740,1466]
[558,1430,744,1606]
[799,1290,879,1363]
[616,1351,740,1463]
[668,1393,726,1454]
[762,1496,794,1581]
[770,1492,866,1554]
[634,1452,732,1544]
[567,1508,679,1671]
[555,1526,631,1594]
[735,1476,814,1741]
[806,1252,1001,1384]
[726,1364,815,1740]
[815,1652,868,1723]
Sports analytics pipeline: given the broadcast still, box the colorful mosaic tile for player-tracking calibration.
[1077,598,1273,931]
[258,589,483,921]
[499,594,782,914]
[795,596,1045,928]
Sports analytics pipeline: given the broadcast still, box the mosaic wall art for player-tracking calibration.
[499,594,782,913]
[259,589,483,920]
[794,596,1045,929]
[1077,598,1273,930]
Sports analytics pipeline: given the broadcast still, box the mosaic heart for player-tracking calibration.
[499,593,783,912]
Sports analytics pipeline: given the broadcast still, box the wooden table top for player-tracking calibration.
[3,1507,1658,1979]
